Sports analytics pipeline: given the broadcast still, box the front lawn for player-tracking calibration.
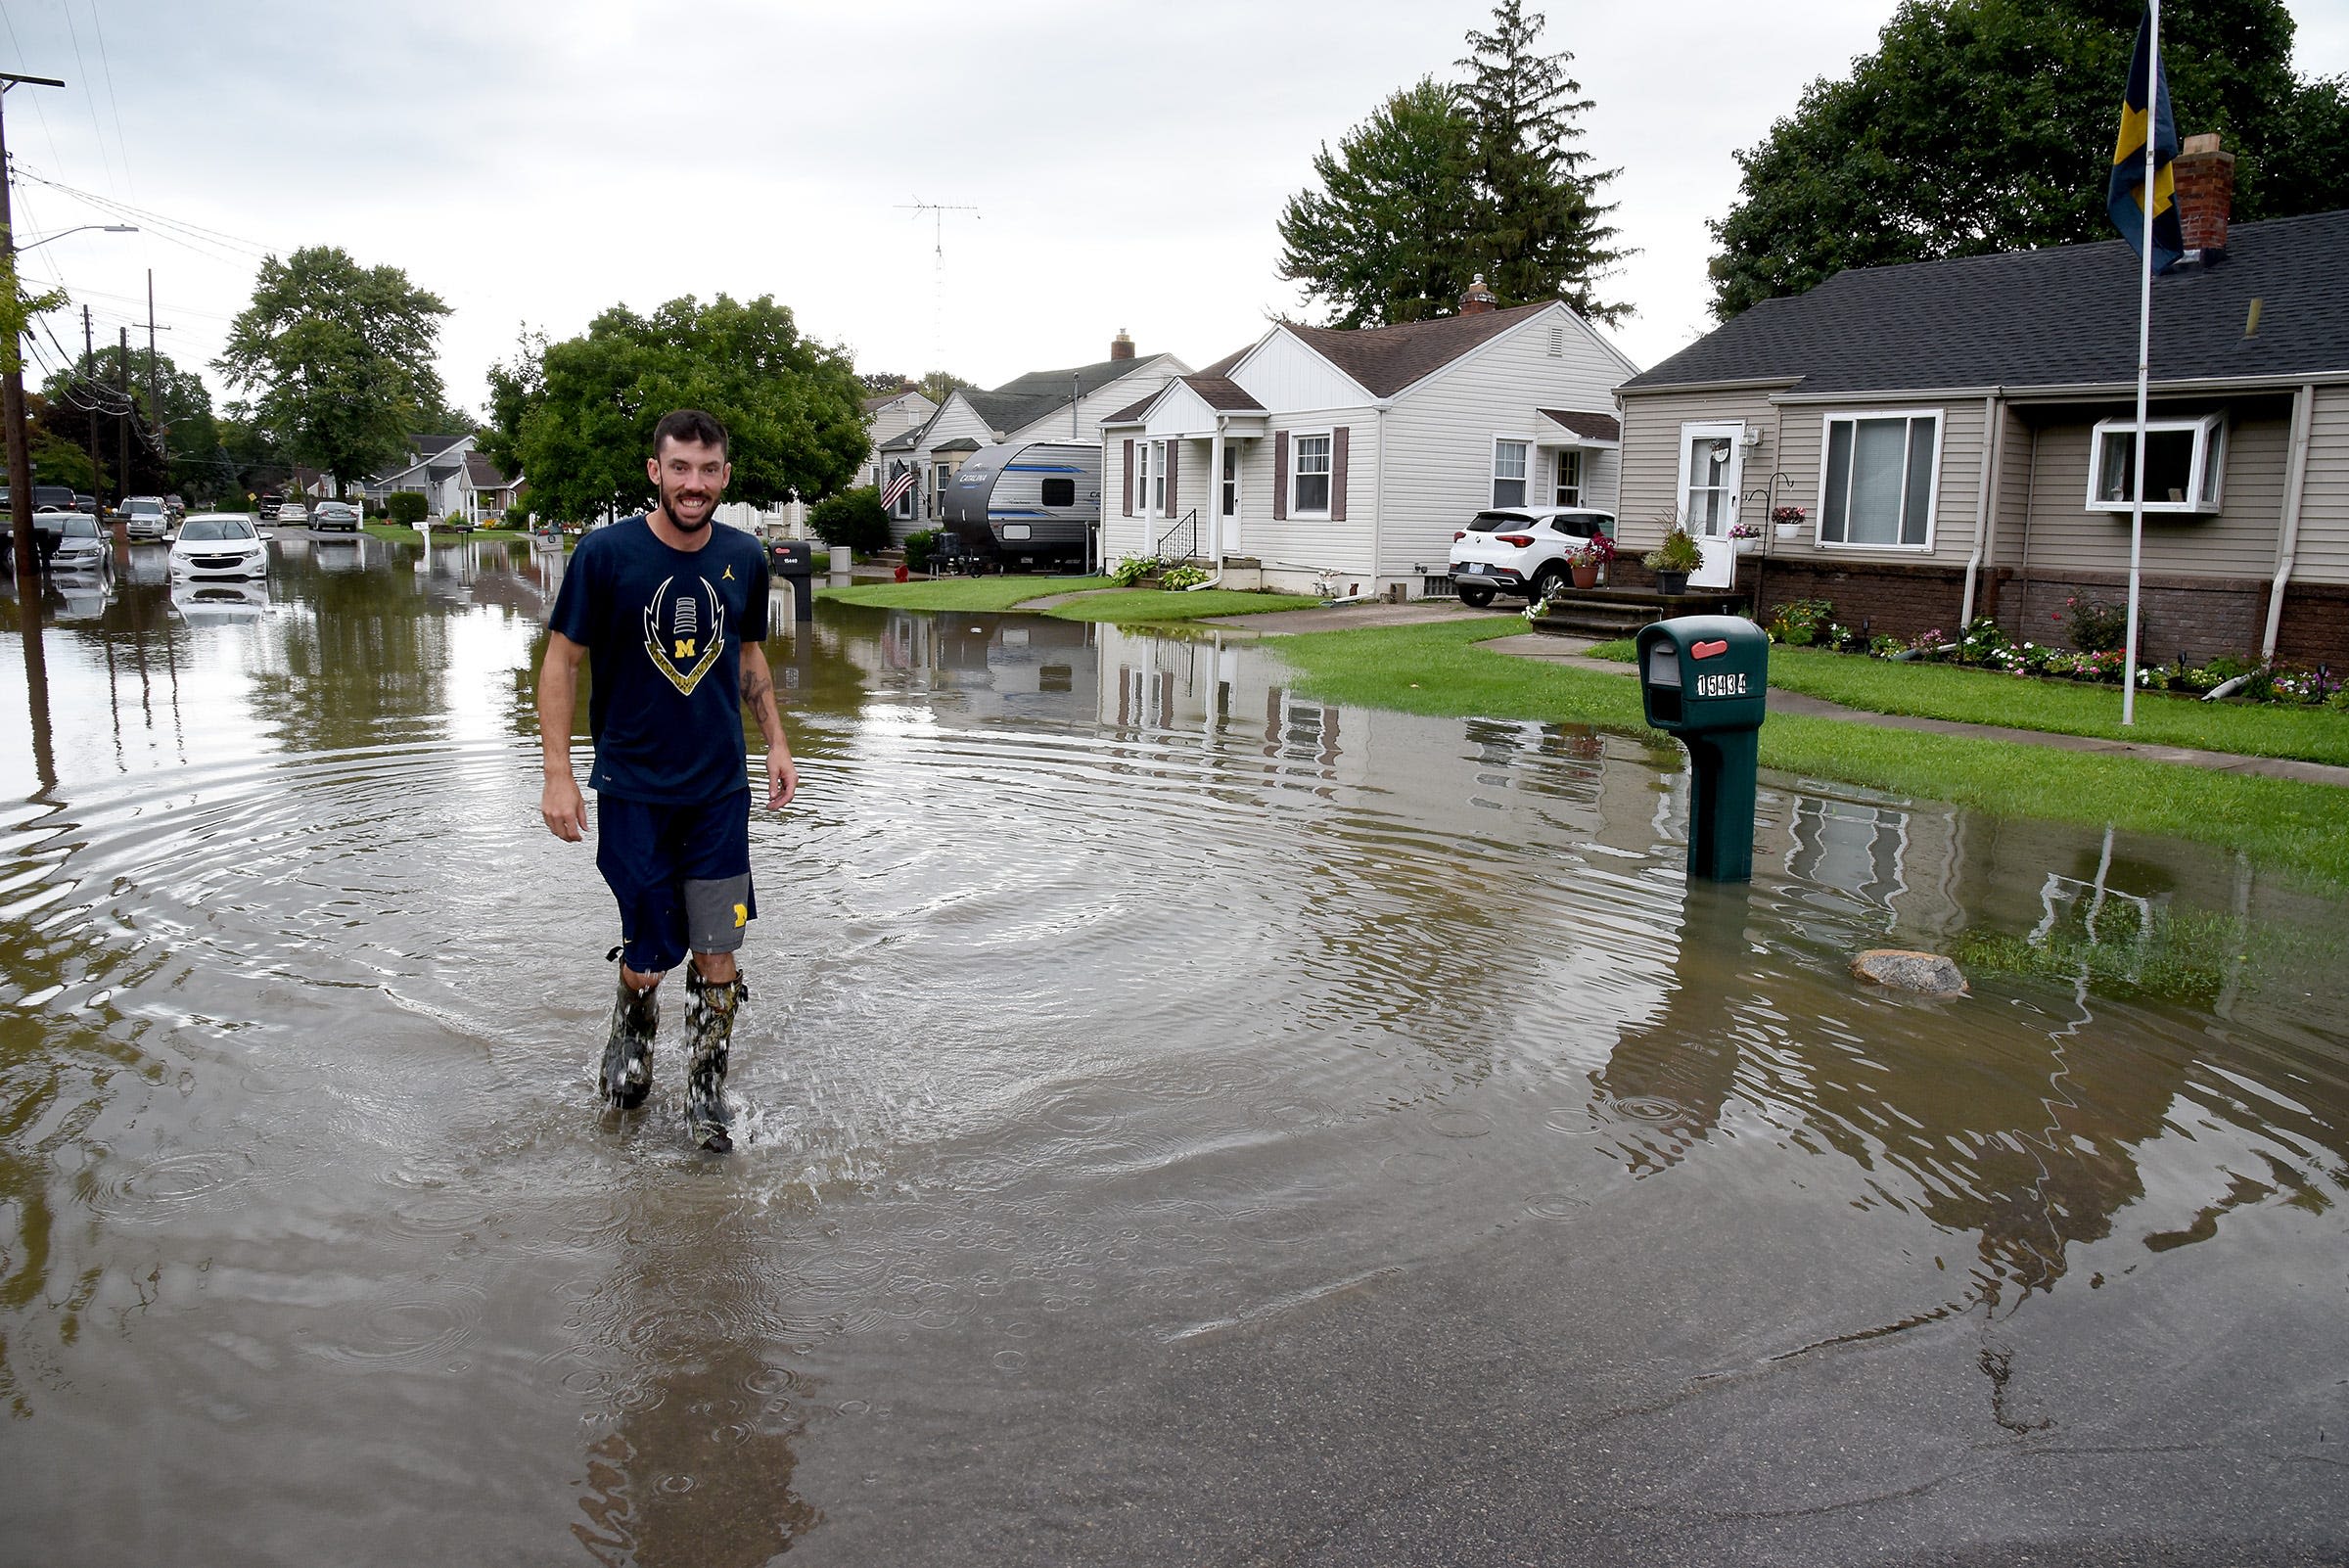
[821,576,1111,612]
[1044,589,1322,624]
[1584,638,2349,766]
[1277,620,2349,894]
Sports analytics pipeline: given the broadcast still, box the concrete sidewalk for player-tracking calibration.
[1481,629,2349,789]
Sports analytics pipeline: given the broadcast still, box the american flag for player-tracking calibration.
[880,466,916,509]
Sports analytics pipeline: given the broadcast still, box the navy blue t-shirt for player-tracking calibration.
[547,516,772,805]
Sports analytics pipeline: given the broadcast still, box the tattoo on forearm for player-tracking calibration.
[743,670,771,706]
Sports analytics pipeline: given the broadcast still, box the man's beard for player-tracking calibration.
[659,478,715,532]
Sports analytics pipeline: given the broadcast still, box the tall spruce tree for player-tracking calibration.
[1707,0,2349,318]
[1276,79,1486,328]
[1456,0,1628,325]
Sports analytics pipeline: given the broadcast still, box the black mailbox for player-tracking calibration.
[767,537,814,623]
[1635,615,1770,882]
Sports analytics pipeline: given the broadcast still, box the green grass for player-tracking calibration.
[820,576,1111,611]
[356,524,528,544]
[1273,619,2349,894]
[818,579,1321,622]
[1043,589,1322,624]
[1580,638,2349,766]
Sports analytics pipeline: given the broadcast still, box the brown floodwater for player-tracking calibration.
[1,532,2344,1565]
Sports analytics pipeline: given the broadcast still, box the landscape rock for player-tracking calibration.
[1850,948,1968,996]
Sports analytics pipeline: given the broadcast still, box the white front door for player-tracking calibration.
[1221,443,1241,553]
[1677,423,1744,537]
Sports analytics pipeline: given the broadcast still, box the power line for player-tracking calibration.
[83,1,131,208]
[14,165,268,262]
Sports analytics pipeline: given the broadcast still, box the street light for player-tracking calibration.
[15,223,136,252]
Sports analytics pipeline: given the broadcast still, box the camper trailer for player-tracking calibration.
[940,441,1101,570]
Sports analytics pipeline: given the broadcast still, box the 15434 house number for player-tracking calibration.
[1695,670,1749,697]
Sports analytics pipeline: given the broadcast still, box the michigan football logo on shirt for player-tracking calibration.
[642,575,727,695]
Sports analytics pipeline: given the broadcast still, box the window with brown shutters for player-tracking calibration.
[1123,439,1133,517]
[1331,427,1350,522]
[1273,432,1290,521]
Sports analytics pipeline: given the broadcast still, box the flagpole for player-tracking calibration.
[2122,0,2158,725]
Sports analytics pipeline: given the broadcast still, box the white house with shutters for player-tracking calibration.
[1099,279,1637,598]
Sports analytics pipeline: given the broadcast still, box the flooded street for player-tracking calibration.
[2,533,2344,1564]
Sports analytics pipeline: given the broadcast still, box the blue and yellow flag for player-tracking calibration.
[2107,6,2184,273]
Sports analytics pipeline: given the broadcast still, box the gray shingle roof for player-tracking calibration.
[1182,374,1264,411]
[990,355,1153,401]
[1285,301,1555,398]
[1622,209,2349,395]
[1540,408,1619,440]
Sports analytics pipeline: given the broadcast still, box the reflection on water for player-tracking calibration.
[0,539,2344,1562]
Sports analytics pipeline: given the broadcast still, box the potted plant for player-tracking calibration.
[1642,526,1702,595]
[1727,520,1761,555]
[1567,531,1615,589]
[1771,504,1808,541]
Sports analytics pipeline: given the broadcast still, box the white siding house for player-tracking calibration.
[1103,285,1636,597]
[877,336,1191,542]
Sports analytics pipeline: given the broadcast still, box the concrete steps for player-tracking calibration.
[1528,586,1749,638]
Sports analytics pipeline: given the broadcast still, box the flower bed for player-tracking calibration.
[1764,599,2348,708]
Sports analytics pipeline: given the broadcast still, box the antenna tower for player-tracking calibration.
[898,199,980,399]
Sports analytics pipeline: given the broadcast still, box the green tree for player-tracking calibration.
[806,486,890,555]
[485,295,868,524]
[1456,0,1628,325]
[1708,0,2349,318]
[39,346,218,498]
[1277,79,1487,328]
[215,246,451,495]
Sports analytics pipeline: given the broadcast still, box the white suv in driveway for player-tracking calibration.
[1446,507,1615,608]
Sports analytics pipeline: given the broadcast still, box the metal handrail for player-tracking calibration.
[1155,509,1197,561]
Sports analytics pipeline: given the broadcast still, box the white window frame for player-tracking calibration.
[1135,439,1155,518]
[2086,413,2227,514]
[1815,408,1944,552]
[1150,439,1167,516]
[1674,422,1745,537]
[1491,437,1531,509]
[1552,448,1582,507]
[1291,431,1333,518]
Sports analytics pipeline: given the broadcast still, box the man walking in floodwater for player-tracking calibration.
[536,408,797,1151]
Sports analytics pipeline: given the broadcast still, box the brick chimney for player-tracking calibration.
[1110,328,1135,361]
[1459,274,1497,314]
[898,377,920,394]
[2174,132,2235,258]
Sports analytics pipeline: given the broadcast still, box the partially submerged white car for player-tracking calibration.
[168,513,270,579]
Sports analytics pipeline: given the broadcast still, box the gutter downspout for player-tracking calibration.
[2262,383,2317,661]
[1209,418,1226,573]
[1958,391,2001,623]
[1370,404,1388,599]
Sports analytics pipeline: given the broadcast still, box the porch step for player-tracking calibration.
[1529,587,1748,638]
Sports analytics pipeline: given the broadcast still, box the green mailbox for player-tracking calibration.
[1635,615,1771,882]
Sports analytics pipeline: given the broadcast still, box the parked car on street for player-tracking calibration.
[48,512,112,576]
[168,513,270,579]
[307,500,360,531]
[1446,507,1616,608]
[122,495,171,540]
[163,493,186,522]
[274,501,308,524]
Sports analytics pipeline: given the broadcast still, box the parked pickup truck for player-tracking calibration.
[0,486,81,560]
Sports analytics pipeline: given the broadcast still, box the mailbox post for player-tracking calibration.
[1635,615,1770,882]
[766,537,815,623]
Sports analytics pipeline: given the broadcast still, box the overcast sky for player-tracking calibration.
[2,0,2343,422]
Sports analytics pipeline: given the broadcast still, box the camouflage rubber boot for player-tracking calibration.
[597,979,659,1110]
[684,971,747,1152]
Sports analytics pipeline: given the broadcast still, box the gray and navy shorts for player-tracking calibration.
[595,788,756,974]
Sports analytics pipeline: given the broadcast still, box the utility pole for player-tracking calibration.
[1,69,67,589]
[147,269,165,480]
[116,327,128,502]
[82,302,99,496]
